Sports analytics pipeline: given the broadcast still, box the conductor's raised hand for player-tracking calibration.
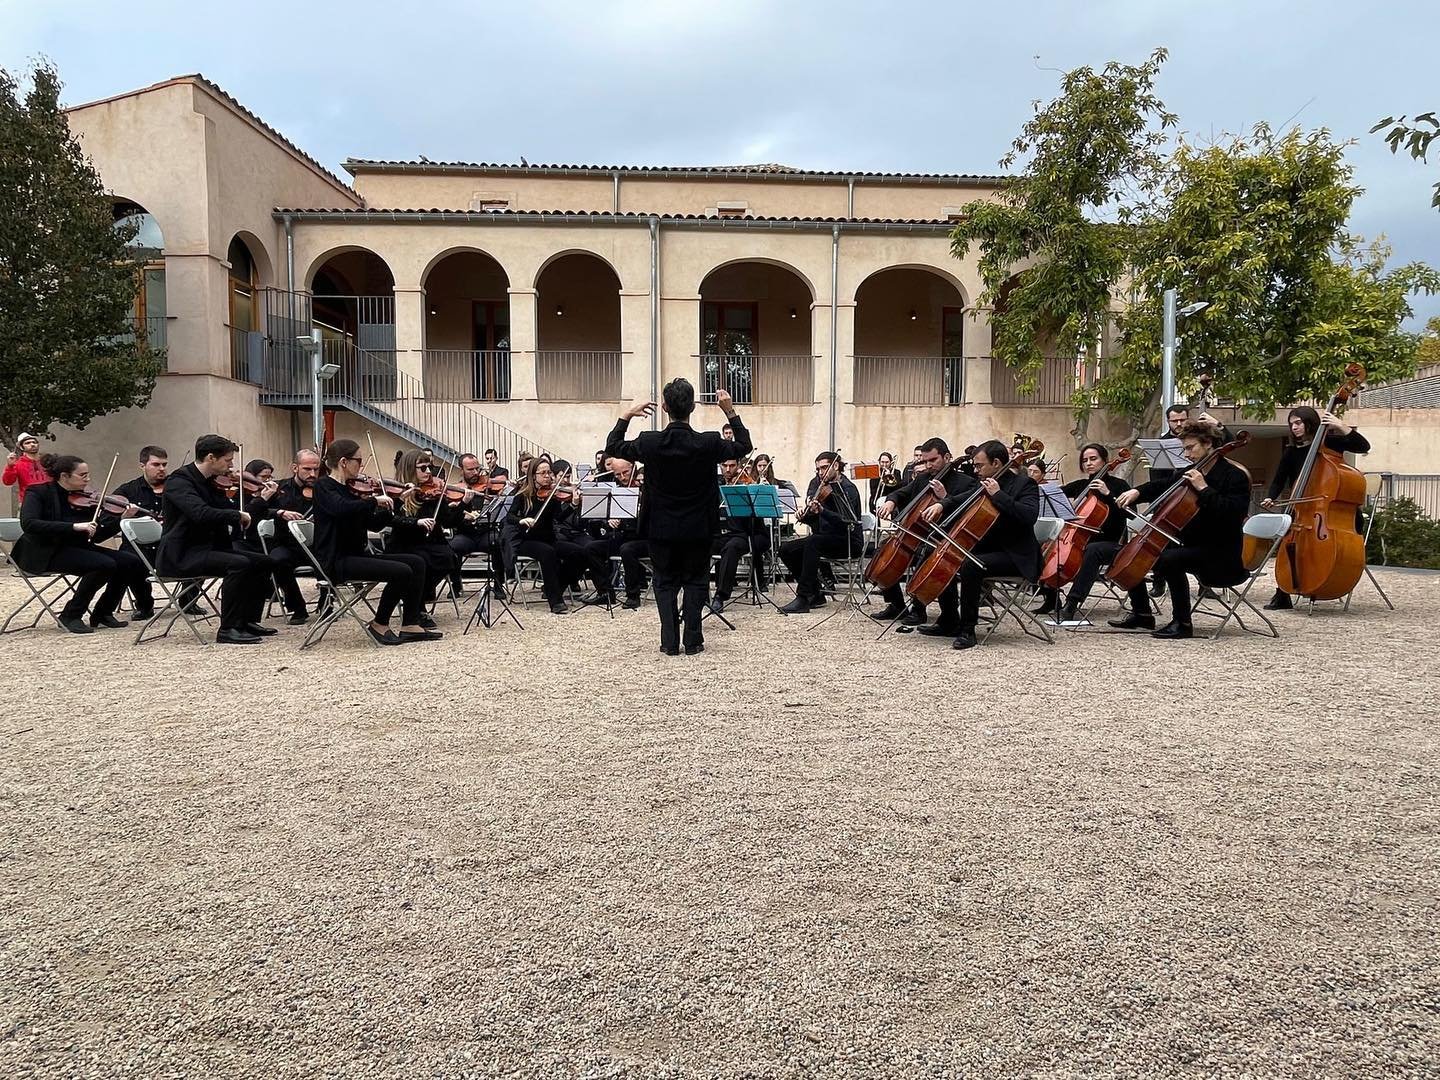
[623,400,656,422]
[715,389,737,417]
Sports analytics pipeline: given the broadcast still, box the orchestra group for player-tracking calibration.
[3,366,1376,652]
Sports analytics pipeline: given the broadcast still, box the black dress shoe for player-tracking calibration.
[659,645,680,656]
[398,629,444,642]
[60,616,93,635]
[1149,577,1166,598]
[623,595,642,610]
[132,606,154,621]
[685,643,705,655]
[217,627,262,644]
[1263,590,1294,611]
[779,596,811,615]
[916,622,961,637]
[1151,620,1194,639]
[901,606,927,626]
[951,628,979,650]
[417,613,438,630]
[241,622,278,637]
[90,613,128,629]
[1033,595,1058,616]
[365,624,402,646]
[549,602,570,615]
[288,611,310,625]
[868,602,905,622]
[1108,612,1156,630]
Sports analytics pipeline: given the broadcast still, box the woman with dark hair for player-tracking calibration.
[13,454,147,634]
[506,457,595,614]
[384,448,460,612]
[1259,406,1371,610]
[751,453,798,499]
[310,439,439,644]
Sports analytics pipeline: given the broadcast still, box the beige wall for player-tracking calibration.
[536,254,622,351]
[1344,409,1440,474]
[854,268,966,355]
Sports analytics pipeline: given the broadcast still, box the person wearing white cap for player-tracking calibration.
[4,433,45,501]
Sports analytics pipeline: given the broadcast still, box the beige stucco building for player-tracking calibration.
[19,74,1437,511]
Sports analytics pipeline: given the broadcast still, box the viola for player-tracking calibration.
[1038,447,1132,589]
[1106,431,1252,591]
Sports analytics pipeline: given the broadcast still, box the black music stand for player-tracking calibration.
[464,494,521,633]
[579,484,640,619]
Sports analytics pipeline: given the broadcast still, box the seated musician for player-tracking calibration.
[871,438,973,629]
[921,439,1041,651]
[710,456,771,614]
[751,453,798,501]
[233,456,314,625]
[1259,406,1371,610]
[778,451,863,615]
[1046,443,1140,627]
[1026,459,1048,485]
[311,439,440,644]
[547,459,613,603]
[900,445,925,484]
[448,452,514,598]
[106,444,169,619]
[251,449,321,624]
[1113,420,1250,639]
[14,454,147,634]
[869,451,904,509]
[577,457,649,609]
[507,458,593,615]
[385,449,460,619]
[157,434,277,645]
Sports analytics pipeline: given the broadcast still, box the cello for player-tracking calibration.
[1105,431,1251,591]
[863,451,971,590]
[905,443,1044,606]
[1272,364,1368,600]
[1038,447,1132,589]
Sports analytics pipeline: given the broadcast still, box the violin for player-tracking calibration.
[347,475,412,499]
[67,489,154,518]
[804,453,844,518]
[1038,447,1132,589]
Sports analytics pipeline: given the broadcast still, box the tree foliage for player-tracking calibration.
[1371,111,1439,210]
[0,60,162,449]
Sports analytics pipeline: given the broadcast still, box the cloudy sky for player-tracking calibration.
[4,0,1436,323]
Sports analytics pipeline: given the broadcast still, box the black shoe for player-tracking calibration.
[868,602,905,622]
[60,615,93,635]
[241,622,278,637]
[90,613,128,629]
[182,601,205,616]
[132,605,154,621]
[901,605,927,626]
[398,629,444,642]
[1263,590,1294,611]
[1033,596,1058,616]
[685,643,704,655]
[916,622,961,637]
[549,602,570,615]
[808,594,828,608]
[779,597,811,615]
[1152,620,1194,639]
[1149,577,1166,598]
[1197,586,1219,602]
[623,595,642,610]
[951,628,979,650]
[1051,604,1091,628]
[417,613,438,630]
[1108,612,1156,630]
[217,627,262,644]
[660,645,680,656]
[366,624,402,646]
[288,611,310,625]
[450,581,465,597]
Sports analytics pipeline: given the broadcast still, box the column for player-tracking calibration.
[393,285,425,384]
[507,287,538,401]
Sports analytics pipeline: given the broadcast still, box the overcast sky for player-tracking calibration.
[4,0,1436,324]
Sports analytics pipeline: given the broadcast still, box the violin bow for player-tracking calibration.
[237,443,245,522]
[92,452,121,525]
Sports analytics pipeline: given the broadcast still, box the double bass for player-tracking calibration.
[1106,431,1251,591]
[1038,447,1133,589]
[1272,364,1368,600]
[905,442,1044,606]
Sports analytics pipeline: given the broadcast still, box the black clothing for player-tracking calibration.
[1267,430,1372,500]
[111,476,166,520]
[885,465,975,516]
[386,491,462,601]
[157,464,245,568]
[605,414,752,542]
[311,476,393,571]
[1061,473,1131,544]
[14,483,145,619]
[1132,457,1250,588]
[939,470,1042,579]
[1060,539,1152,617]
[649,539,711,650]
[335,552,425,625]
[799,473,863,547]
[507,492,601,604]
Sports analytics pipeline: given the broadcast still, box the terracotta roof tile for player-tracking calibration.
[343,159,1004,184]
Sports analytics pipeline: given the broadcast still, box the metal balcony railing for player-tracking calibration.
[853,355,964,405]
[536,350,623,401]
[697,354,813,406]
[422,350,511,402]
[989,354,1081,406]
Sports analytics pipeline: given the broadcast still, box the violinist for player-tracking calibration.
[579,456,649,608]
[548,458,614,600]
[869,451,904,509]
[1025,459,1048,485]
[311,439,440,644]
[506,457,591,615]
[1113,420,1249,638]
[710,456,771,614]
[870,438,974,628]
[447,452,513,598]
[751,453,798,501]
[157,434,278,645]
[923,439,1041,651]
[778,451,863,615]
[1045,443,1140,626]
[13,454,147,633]
[385,450,461,615]
[244,451,319,625]
[106,444,169,619]
[1259,407,1371,610]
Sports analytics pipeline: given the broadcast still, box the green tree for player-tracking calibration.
[1105,124,1439,429]
[949,49,1175,448]
[1371,111,1439,210]
[1415,315,1440,371]
[0,60,162,450]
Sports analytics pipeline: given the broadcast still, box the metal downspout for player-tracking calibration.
[650,216,660,430]
[829,224,840,449]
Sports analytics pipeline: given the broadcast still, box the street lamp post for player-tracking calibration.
[299,329,339,451]
[1159,289,1210,435]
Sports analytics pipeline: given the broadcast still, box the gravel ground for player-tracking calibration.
[1,568,1437,1079]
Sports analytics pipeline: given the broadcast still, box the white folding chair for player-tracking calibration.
[119,518,219,646]
[977,517,1060,646]
[287,519,380,649]
[1192,512,1292,639]
[0,518,78,633]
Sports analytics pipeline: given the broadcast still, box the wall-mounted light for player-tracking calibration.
[428,307,437,316]
[908,309,918,321]
[788,307,797,319]
[555,303,565,317]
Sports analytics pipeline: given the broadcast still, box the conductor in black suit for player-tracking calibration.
[605,379,751,655]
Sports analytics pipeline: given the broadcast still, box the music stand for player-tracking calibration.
[1138,438,1188,473]
[717,484,783,617]
[1037,482,1079,521]
[579,484,639,619]
[464,494,522,632]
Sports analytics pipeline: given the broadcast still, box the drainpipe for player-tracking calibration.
[847,178,855,218]
[613,170,621,213]
[284,213,295,293]
[649,215,660,430]
[829,224,840,449]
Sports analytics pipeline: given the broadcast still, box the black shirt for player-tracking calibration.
[1268,430,1371,500]
[1061,473,1131,544]
[311,475,393,571]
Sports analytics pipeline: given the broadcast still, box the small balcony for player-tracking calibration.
[853,355,964,406]
[423,349,512,402]
[989,354,1080,406]
[698,353,814,406]
[536,350,623,402]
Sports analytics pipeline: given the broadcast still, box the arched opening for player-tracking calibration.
[535,252,623,401]
[698,260,813,406]
[305,247,398,400]
[853,266,967,405]
[989,276,1075,406]
[227,235,260,381]
[113,199,166,354]
[423,249,510,402]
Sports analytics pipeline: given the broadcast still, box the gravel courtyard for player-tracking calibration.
[1,569,1436,1079]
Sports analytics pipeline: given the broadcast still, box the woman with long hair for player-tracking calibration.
[506,457,596,614]
[385,448,461,609]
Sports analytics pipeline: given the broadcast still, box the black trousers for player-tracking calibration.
[957,551,1031,630]
[334,553,425,625]
[1066,540,1152,616]
[241,540,309,616]
[516,538,597,605]
[779,533,854,599]
[389,541,456,603]
[1149,545,1215,624]
[882,578,958,622]
[648,539,711,650]
[712,531,770,600]
[449,527,512,585]
[161,549,275,629]
[47,547,147,620]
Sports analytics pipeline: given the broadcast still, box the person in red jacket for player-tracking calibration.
[4,433,45,501]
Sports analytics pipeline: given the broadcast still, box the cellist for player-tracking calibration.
[1259,406,1370,610]
[1113,420,1249,639]
[1044,443,1140,627]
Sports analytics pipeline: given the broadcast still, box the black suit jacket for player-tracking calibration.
[311,476,393,572]
[940,470,1042,579]
[157,463,245,574]
[605,413,753,542]
[14,482,122,573]
[1134,456,1250,586]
